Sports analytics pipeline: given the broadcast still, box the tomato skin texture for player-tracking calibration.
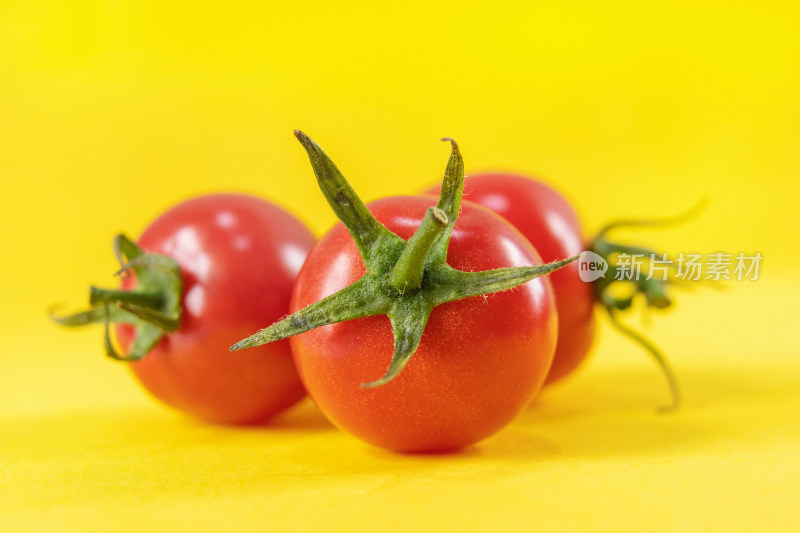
[290,196,557,452]
[434,174,596,385]
[116,194,315,425]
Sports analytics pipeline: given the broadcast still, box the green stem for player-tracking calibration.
[89,286,164,309]
[639,278,671,309]
[588,201,707,411]
[390,207,449,293]
[605,307,681,413]
[594,197,709,239]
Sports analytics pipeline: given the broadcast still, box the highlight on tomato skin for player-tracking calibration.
[53,193,317,425]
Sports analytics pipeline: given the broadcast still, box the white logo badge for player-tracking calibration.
[578,251,608,282]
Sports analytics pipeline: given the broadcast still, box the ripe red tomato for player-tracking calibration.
[112,194,315,424]
[289,195,557,452]
[428,173,595,385]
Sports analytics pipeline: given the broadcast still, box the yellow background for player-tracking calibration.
[2,1,799,531]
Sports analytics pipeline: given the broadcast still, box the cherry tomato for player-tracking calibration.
[289,195,557,452]
[428,173,595,385]
[113,194,315,424]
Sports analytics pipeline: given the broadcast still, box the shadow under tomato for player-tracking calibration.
[364,443,482,459]
[347,425,564,463]
[263,399,336,432]
[533,360,799,418]
[511,361,800,460]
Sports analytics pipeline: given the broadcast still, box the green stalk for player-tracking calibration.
[89,287,163,309]
[588,200,707,411]
[390,207,449,293]
[52,234,182,361]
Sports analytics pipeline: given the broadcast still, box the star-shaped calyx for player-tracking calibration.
[51,234,182,360]
[230,131,577,387]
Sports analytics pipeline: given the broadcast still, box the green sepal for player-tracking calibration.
[427,138,465,265]
[293,130,402,267]
[427,257,578,306]
[363,297,434,388]
[230,278,394,351]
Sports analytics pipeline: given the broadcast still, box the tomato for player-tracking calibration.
[61,194,316,424]
[232,132,574,450]
[432,173,688,411]
[289,195,557,452]
[428,173,595,385]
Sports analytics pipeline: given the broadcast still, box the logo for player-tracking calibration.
[578,251,608,282]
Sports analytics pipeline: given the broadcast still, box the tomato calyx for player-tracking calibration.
[51,234,182,361]
[588,200,707,412]
[231,131,577,387]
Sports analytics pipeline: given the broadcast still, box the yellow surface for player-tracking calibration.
[2,1,799,531]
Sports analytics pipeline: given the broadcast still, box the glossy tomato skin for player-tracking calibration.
[290,196,557,452]
[116,194,315,425]
[432,174,596,385]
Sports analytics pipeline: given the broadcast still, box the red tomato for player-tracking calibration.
[115,194,315,424]
[290,195,557,452]
[428,173,596,385]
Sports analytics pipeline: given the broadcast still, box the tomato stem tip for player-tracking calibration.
[390,207,449,293]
